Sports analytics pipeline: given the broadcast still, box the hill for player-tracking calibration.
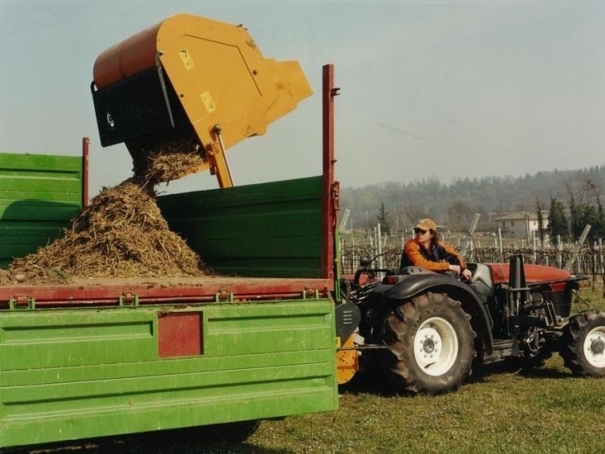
[340,165,605,233]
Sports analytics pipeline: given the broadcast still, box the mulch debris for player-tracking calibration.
[1,146,211,285]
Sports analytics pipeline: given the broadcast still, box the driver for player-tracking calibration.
[400,218,472,280]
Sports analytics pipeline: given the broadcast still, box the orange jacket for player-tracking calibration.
[402,238,467,272]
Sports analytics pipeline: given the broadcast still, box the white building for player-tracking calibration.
[494,211,548,242]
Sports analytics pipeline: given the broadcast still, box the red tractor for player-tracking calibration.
[336,255,605,394]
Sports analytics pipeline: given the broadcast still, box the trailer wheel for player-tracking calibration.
[561,310,605,377]
[378,292,476,394]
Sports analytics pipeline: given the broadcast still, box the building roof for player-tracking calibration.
[494,211,543,221]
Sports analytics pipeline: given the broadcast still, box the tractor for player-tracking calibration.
[336,255,605,394]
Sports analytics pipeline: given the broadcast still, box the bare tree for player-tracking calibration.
[447,200,474,230]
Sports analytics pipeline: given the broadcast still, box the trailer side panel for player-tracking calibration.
[0,299,337,447]
[159,176,324,280]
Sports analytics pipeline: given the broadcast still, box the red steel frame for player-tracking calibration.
[321,64,339,281]
[2,277,332,309]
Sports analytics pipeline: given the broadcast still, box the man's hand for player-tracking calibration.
[448,264,472,281]
[448,264,461,275]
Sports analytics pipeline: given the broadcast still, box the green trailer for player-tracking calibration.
[0,66,340,452]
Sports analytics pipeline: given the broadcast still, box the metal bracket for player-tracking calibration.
[207,124,234,188]
[155,58,176,129]
[10,295,35,310]
[119,292,139,306]
[216,290,234,303]
[303,288,319,300]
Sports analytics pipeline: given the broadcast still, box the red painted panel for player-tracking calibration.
[0,276,333,308]
[158,313,202,358]
[550,281,568,293]
[489,263,573,285]
[321,64,337,281]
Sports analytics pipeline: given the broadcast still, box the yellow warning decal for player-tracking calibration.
[179,49,195,70]
[200,91,217,113]
[335,337,342,348]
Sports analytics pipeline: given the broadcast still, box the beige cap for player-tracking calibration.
[415,218,437,231]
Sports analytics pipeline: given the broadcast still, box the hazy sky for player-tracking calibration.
[1,0,603,197]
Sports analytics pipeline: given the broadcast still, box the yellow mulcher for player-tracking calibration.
[91,13,312,187]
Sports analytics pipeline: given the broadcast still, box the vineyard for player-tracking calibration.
[340,231,605,290]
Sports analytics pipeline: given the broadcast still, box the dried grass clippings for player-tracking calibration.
[2,142,210,285]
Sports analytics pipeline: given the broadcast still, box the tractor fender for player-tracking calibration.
[375,273,494,354]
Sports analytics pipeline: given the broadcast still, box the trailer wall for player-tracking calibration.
[0,152,82,268]
[159,176,324,279]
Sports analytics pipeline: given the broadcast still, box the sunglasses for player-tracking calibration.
[414,228,427,235]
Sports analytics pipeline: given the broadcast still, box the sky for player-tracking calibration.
[1,0,604,198]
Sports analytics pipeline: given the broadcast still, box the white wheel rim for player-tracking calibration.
[413,316,459,376]
[583,326,605,368]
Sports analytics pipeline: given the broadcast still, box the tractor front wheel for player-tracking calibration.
[378,292,476,394]
[561,310,605,377]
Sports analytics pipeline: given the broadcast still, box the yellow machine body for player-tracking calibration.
[336,333,360,385]
[91,14,312,187]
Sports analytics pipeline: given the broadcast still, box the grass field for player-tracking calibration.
[249,357,605,454]
[26,286,605,454]
[218,286,605,453]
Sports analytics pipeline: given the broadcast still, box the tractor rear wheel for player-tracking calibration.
[560,310,605,377]
[378,292,476,394]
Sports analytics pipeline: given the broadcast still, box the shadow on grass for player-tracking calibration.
[338,356,576,398]
[338,368,415,398]
[7,426,294,454]
[466,357,573,385]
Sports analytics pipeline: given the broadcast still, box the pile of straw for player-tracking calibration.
[2,145,210,284]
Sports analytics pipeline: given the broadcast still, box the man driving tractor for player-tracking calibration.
[400,218,472,280]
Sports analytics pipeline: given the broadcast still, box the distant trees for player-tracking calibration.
[547,197,569,243]
[536,201,546,247]
[339,165,605,242]
[567,192,585,241]
[376,202,392,235]
[595,197,605,241]
[563,179,605,242]
[446,200,474,230]
[399,201,427,230]
[545,179,605,244]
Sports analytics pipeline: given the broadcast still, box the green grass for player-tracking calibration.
[247,358,605,454]
[573,281,605,313]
